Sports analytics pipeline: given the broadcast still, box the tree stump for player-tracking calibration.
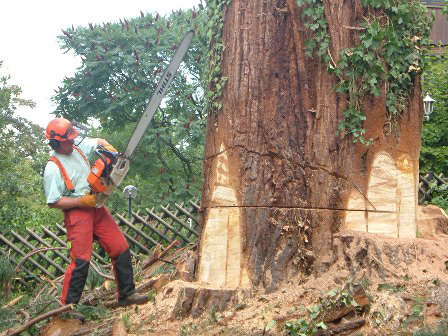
[197,0,426,292]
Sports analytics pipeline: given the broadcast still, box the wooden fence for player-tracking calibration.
[418,172,448,204]
[0,200,200,285]
[1,172,447,285]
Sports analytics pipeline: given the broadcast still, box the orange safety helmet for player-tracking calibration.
[45,118,79,142]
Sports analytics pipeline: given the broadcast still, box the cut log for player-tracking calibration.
[323,285,369,323]
[313,318,366,336]
[176,250,197,282]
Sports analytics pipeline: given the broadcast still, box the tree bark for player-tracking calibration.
[197,0,424,292]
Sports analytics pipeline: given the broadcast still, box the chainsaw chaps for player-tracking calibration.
[94,30,195,208]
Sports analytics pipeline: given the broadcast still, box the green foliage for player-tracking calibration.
[76,303,110,321]
[0,254,15,297]
[86,264,106,290]
[53,6,208,210]
[0,62,63,231]
[402,297,426,329]
[0,287,60,334]
[120,311,132,331]
[297,0,330,61]
[377,282,406,293]
[285,318,327,336]
[420,50,448,176]
[285,283,364,335]
[180,322,199,335]
[204,0,230,114]
[423,181,448,212]
[298,0,433,144]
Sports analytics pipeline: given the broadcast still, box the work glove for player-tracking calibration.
[104,144,118,152]
[78,192,97,208]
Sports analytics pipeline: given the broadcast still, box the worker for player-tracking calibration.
[43,117,148,320]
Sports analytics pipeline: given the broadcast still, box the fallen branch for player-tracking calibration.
[15,247,67,272]
[6,304,74,336]
[313,318,365,335]
[90,260,115,280]
[141,240,178,270]
[2,295,24,309]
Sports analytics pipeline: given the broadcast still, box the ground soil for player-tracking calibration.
[39,228,448,336]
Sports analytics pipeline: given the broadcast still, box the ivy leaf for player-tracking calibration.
[316,321,328,330]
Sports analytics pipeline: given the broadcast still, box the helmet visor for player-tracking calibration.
[65,125,79,141]
[70,121,89,146]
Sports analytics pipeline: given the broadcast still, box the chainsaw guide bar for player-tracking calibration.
[95,30,195,207]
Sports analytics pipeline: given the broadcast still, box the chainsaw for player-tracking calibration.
[88,30,194,207]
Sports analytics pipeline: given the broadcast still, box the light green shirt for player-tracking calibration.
[43,138,98,204]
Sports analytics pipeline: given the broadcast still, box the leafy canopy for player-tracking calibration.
[0,61,62,230]
[52,6,208,211]
[420,49,448,176]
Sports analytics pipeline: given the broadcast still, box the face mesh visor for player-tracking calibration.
[70,121,89,146]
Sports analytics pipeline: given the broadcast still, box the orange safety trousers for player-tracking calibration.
[61,206,135,304]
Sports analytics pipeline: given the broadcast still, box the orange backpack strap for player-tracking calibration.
[73,146,90,167]
[49,156,75,193]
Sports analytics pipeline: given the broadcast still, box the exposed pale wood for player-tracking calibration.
[417,204,448,238]
[198,144,250,288]
[199,0,423,290]
[176,250,197,282]
[112,318,128,336]
[141,240,178,270]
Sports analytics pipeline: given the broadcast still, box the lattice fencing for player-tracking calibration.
[418,172,448,204]
[0,200,200,285]
[2,172,447,286]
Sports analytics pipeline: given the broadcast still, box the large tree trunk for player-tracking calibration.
[197,0,424,292]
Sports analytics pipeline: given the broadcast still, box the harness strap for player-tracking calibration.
[49,156,75,193]
[49,146,90,193]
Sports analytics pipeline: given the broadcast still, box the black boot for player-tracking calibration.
[113,249,136,300]
[117,292,149,307]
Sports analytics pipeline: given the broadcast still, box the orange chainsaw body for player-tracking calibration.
[87,148,117,193]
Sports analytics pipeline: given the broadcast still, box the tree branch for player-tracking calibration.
[6,304,74,336]
[15,247,67,273]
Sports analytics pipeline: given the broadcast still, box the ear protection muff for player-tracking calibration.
[49,130,60,149]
